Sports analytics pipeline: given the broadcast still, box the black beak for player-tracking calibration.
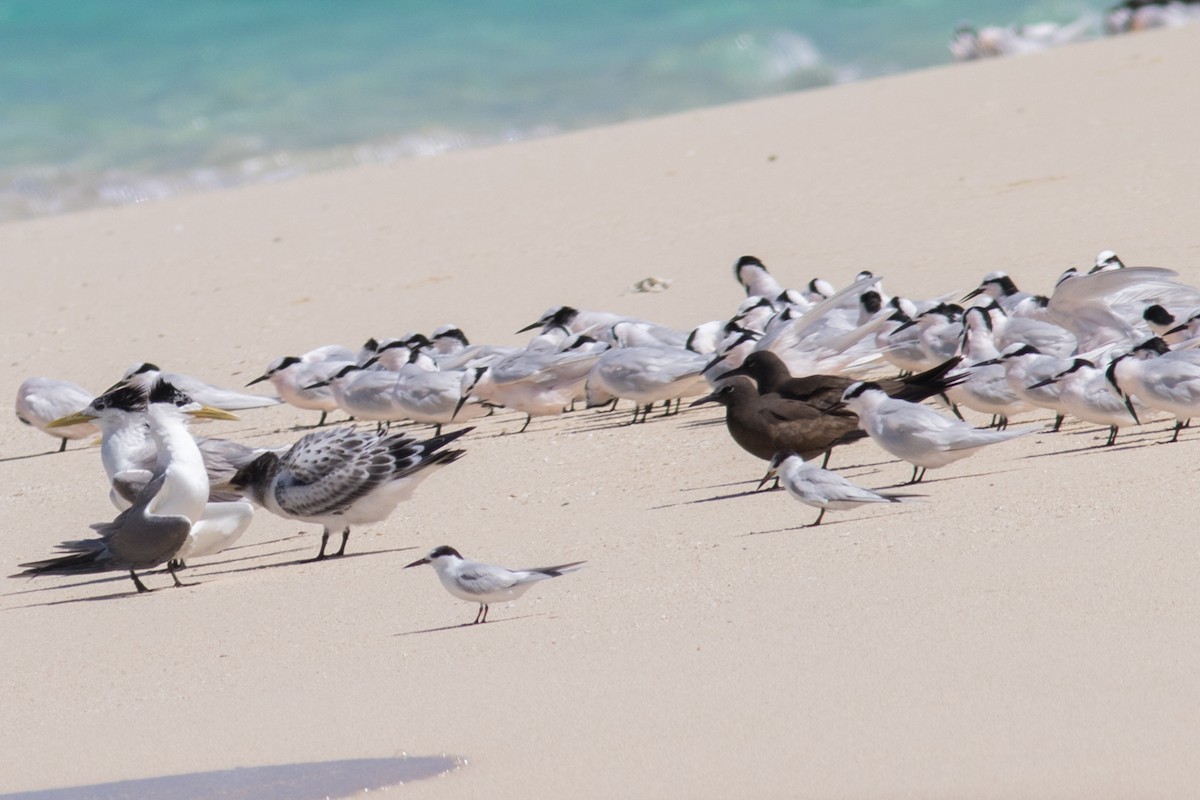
[961,287,984,302]
[303,380,329,390]
[1027,377,1056,389]
[515,320,542,334]
[689,392,719,408]
[1165,322,1188,336]
[892,317,919,334]
[404,557,429,569]
[755,470,776,492]
[245,374,269,387]
[715,364,749,382]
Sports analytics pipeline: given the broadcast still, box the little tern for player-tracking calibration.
[758,451,920,526]
[404,545,585,624]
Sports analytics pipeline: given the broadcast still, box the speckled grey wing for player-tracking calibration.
[270,427,393,517]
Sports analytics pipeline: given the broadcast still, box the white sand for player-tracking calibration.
[2,24,1199,799]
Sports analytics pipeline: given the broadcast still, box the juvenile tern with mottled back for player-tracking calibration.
[230,426,471,560]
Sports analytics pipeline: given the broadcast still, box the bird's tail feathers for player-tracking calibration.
[14,547,108,576]
[533,560,587,577]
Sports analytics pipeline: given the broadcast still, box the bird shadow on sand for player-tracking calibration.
[0,447,94,464]
[739,507,927,537]
[650,484,781,509]
[2,546,418,608]
[393,613,543,637]
[879,466,1023,487]
[3,573,191,607]
[197,545,419,578]
[1022,428,1177,459]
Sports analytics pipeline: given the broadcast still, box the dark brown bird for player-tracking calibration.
[690,377,867,464]
[717,351,964,411]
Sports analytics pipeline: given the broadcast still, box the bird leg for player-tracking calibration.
[1170,420,1184,443]
[908,465,927,484]
[1051,414,1064,432]
[167,558,187,571]
[997,415,1009,431]
[334,527,351,557]
[812,508,826,526]
[57,438,68,453]
[820,450,832,469]
[473,603,488,624]
[315,528,332,560]
[317,410,328,427]
[518,414,532,433]
[1105,426,1118,447]
[129,570,152,593]
[434,423,443,437]
[167,561,196,588]
[939,394,964,420]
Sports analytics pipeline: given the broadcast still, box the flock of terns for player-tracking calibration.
[11,249,1200,619]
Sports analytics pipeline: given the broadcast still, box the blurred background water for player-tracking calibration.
[0,1,1125,220]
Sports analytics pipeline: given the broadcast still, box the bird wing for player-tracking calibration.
[271,426,468,518]
[271,427,394,517]
[452,563,523,595]
[91,472,193,567]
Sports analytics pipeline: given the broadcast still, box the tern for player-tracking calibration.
[840,381,1030,483]
[758,451,920,526]
[405,545,585,624]
[1107,337,1200,442]
[15,377,98,452]
[247,356,353,425]
[14,380,226,593]
[48,382,261,565]
[230,426,470,560]
[121,362,282,410]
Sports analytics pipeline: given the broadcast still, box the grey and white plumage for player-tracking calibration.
[459,340,607,432]
[758,451,919,526]
[584,345,709,422]
[840,381,1030,483]
[247,355,353,424]
[1029,357,1150,446]
[14,380,217,593]
[15,377,98,451]
[405,545,585,624]
[1108,337,1200,442]
[48,381,258,564]
[121,362,282,410]
[230,426,470,560]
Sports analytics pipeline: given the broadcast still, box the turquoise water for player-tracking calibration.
[1,1,1113,219]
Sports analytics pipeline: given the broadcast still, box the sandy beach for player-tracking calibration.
[3,23,1200,799]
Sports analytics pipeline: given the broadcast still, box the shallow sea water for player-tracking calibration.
[0,1,1132,219]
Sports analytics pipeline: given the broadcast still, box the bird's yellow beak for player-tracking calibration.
[187,406,240,421]
[46,411,97,428]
